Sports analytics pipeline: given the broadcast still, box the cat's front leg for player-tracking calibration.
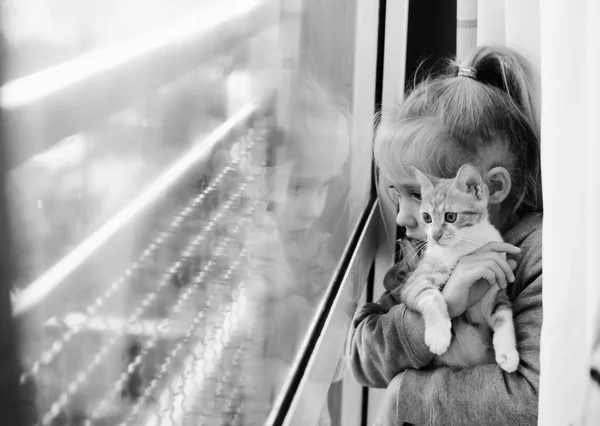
[421,290,453,355]
[402,270,452,355]
[489,290,520,372]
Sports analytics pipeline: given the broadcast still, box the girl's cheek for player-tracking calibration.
[300,190,327,218]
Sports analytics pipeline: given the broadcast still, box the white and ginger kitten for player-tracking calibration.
[400,164,519,372]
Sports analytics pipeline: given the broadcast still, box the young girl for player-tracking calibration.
[242,73,351,425]
[349,45,543,426]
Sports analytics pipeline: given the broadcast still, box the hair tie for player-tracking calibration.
[457,67,477,79]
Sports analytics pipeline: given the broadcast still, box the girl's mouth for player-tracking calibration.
[404,233,427,243]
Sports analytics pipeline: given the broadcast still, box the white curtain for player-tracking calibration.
[478,1,600,424]
[456,0,477,62]
[539,0,600,424]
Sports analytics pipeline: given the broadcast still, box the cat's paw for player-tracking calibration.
[424,320,452,355]
[496,349,520,373]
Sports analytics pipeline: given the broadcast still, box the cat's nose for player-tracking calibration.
[432,229,443,241]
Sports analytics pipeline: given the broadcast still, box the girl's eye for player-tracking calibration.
[422,212,432,223]
[409,191,422,201]
[445,212,457,223]
[387,186,401,203]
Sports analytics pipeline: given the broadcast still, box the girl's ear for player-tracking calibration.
[487,166,512,204]
[410,165,436,190]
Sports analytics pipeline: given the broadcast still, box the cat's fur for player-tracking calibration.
[399,164,519,372]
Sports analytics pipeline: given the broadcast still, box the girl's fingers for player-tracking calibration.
[469,266,496,287]
[508,259,517,270]
[476,241,522,255]
[472,259,507,289]
[467,279,493,306]
[462,252,515,283]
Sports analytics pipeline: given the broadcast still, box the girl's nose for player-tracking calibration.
[395,201,418,228]
[303,192,327,221]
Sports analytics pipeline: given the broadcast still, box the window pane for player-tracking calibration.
[3,0,230,79]
[5,0,372,424]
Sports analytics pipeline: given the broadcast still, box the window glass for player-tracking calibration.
[3,0,224,79]
[4,1,371,424]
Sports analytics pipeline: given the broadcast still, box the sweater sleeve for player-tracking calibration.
[348,286,436,388]
[393,248,542,426]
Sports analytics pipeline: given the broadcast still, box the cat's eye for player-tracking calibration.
[445,212,457,223]
[422,212,432,223]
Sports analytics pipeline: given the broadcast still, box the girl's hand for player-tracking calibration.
[442,242,520,318]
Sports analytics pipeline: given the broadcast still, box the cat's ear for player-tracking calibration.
[410,166,436,190]
[453,164,484,198]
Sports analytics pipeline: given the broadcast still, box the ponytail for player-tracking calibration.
[460,46,539,135]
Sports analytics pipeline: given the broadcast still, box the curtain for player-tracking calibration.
[456,0,477,62]
[539,0,600,424]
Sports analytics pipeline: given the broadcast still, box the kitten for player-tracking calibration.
[400,164,519,372]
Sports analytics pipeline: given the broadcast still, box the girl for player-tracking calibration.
[349,45,543,426]
[243,73,351,425]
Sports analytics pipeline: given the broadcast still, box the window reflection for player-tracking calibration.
[241,74,351,423]
[5,1,362,425]
[3,0,227,80]
[8,63,229,289]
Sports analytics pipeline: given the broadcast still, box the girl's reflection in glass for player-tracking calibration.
[246,74,350,423]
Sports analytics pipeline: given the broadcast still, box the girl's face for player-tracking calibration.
[280,163,331,234]
[386,166,428,241]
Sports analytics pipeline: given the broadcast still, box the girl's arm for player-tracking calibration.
[348,260,435,388]
[348,293,436,388]
[392,243,542,426]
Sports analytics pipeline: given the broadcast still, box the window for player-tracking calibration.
[4,1,379,425]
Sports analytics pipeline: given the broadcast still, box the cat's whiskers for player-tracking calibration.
[394,238,426,258]
[404,240,427,266]
[396,243,423,258]
[394,243,416,257]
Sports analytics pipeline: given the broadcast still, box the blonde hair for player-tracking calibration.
[375,45,542,216]
[277,74,350,174]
